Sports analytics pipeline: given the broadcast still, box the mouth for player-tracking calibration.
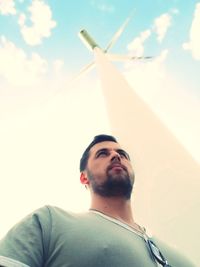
[108,164,127,172]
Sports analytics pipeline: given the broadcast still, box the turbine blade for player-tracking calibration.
[105,10,135,53]
[69,61,95,83]
[106,53,153,62]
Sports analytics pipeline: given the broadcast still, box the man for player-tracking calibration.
[0,134,196,267]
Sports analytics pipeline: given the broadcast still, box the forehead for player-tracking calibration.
[89,141,122,155]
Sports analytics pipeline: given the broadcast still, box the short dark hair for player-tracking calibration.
[80,134,118,172]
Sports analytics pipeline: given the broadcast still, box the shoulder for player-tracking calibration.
[0,205,76,267]
[30,205,88,231]
[42,205,80,221]
[17,205,73,222]
[0,205,73,243]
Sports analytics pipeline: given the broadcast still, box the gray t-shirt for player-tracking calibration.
[0,206,196,267]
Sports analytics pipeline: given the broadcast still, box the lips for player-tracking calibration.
[108,163,127,171]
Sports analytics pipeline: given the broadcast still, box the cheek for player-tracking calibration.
[88,163,108,178]
[88,159,107,171]
[126,163,134,173]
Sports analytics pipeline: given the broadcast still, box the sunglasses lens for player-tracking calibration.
[148,240,167,265]
[151,241,163,258]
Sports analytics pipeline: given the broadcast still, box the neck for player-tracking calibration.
[90,194,135,226]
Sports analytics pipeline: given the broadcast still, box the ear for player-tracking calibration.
[80,172,89,185]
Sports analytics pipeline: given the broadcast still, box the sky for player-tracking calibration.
[0,0,200,263]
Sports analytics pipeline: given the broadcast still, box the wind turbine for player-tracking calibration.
[74,12,152,81]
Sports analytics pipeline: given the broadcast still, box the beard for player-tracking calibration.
[87,167,135,200]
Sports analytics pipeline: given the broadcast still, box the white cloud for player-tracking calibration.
[153,13,172,43]
[18,12,26,26]
[171,9,179,15]
[0,36,48,86]
[53,59,64,74]
[127,30,151,56]
[182,3,200,60]
[124,49,169,87]
[155,49,169,63]
[97,4,114,13]
[18,0,56,46]
[0,0,16,15]
[90,1,114,12]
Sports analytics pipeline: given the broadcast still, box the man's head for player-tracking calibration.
[80,134,118,172]
[80,134,135,199]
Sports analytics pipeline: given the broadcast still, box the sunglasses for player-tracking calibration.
[147,239,172,267]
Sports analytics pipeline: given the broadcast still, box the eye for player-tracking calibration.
[118,150,130,160]
[96,150,109,158]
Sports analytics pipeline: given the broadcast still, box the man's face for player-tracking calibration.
[84,141,135,199]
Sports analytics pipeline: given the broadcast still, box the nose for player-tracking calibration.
[111,151,121,162]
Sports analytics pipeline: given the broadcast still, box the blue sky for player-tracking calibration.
[1,0,199,78]
[0,1,200,264]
